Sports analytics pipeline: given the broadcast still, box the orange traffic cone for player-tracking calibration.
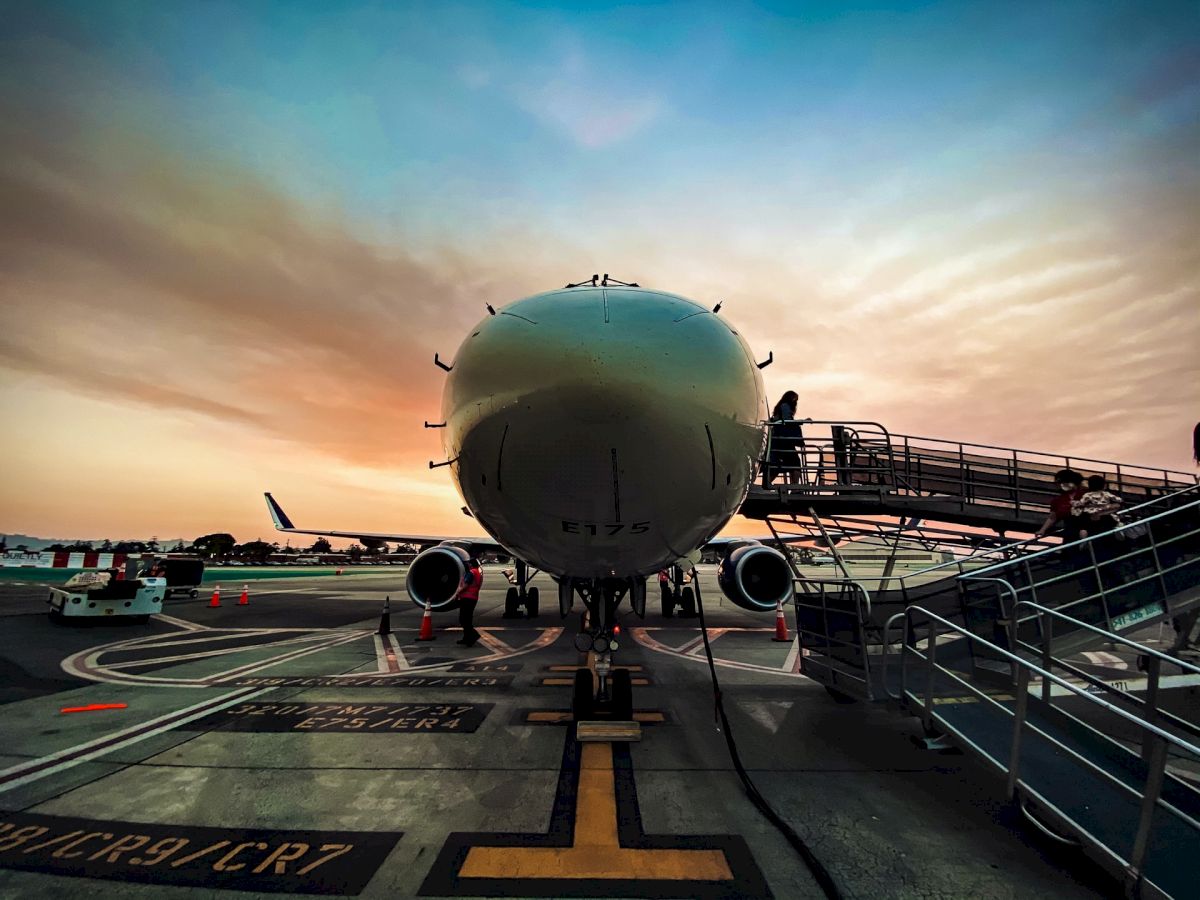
[417,600,435,641]
[772,598,790,642]
[238,584,249,606]
[209,585,222,608]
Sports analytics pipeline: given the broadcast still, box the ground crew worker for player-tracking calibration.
[451,557,483,647]
[658,569,672,618]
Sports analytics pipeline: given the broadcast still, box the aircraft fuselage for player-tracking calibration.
[442,287,766,577]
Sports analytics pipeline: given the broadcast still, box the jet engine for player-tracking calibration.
[404,544,469,610]
[717,543,793,612]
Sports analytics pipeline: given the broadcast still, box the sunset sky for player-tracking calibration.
[1,1,1197,545]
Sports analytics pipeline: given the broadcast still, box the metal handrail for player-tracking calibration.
[900,605,1200,759]
[760,421,1199,486]
[795,577,873,620]
[897,604,1200,890]
[881,610,907,700]
[966,487,1200,578]
[792,577,875,699]
[873,430,1197,484]
[1012,601,1200,678]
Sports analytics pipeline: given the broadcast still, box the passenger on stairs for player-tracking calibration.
[1073,474,1123,540]
[768,391,803,486]
[1034,469,1086,542]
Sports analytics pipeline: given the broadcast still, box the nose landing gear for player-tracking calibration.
[565,576,642,722]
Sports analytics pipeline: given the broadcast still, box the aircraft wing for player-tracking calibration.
[704,532,842,552]
[264,493,505,555]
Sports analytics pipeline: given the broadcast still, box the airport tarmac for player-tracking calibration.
[0,568,1122,898]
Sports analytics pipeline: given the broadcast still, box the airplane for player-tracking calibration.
[265,276,801,717]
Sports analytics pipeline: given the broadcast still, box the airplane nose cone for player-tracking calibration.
[446,287,760,424]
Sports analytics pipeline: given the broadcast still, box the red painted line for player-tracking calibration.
[60,703,128,714]
[381,634,401,673]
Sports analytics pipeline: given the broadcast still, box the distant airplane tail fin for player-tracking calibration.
[264,493,296,531]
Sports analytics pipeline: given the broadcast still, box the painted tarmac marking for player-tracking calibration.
[473,630,514,655]
[63,626,564,688]
[0,687,269,793]
[449,662,523,673]
[184,701,493,734]
[0,811,400,894]
[419,731,770,897]
[103,631,340,671]
[1081,650,1129,669]
[540,677,652,687]
[225,675,514,688]
[374,634,404,673]
[63,631,372,687]
[545,664,645,673]
[629,627,805,680]
[523,710,668,726]
[153,613,208,632]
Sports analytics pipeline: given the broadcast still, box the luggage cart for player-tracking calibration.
[48,572,166,623]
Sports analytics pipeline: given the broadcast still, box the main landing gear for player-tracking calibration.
[659,564,697,619]
[562,576,644,721]
[501,559,540,619]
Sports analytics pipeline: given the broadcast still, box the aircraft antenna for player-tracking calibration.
[564,274,600,288]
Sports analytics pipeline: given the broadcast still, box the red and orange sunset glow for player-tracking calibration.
[2,2,1197,546]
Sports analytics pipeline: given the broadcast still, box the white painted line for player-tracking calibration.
[782,637,801,672]
[0,687,270,794]
[629,627,806,679]
[110,628,297,652]
[103,631,344,670]
[203,631,370,684]
[63,631,370,687]
[154,613,207,632]
[1081,650,1129,669]
[387,634,409,670]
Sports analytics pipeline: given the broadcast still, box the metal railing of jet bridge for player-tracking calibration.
[761,420,1197,520]
[884,605,1200,899]
[957,485,1200,651]
[792,534,1053,700]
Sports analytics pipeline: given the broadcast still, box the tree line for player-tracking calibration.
[22,535,416,562]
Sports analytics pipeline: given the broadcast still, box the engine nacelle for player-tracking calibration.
[405,544,469,610]
[717,543,793,612]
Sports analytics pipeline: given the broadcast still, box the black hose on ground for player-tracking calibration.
[691,567,844,900]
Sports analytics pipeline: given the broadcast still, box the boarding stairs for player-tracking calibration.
[740,421,1197,533]
[788,485,1200,703]
[885,604,1200,899]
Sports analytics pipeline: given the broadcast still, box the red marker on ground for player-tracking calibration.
[60,703,128,714]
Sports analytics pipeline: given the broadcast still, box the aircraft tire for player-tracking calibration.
[679,587,697,618]
[559,578,574,618]
[526,586,540,618]
[610,668,633,720]
[660,585,673,618]
[571,668,593,720]
[502,587,521,618]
